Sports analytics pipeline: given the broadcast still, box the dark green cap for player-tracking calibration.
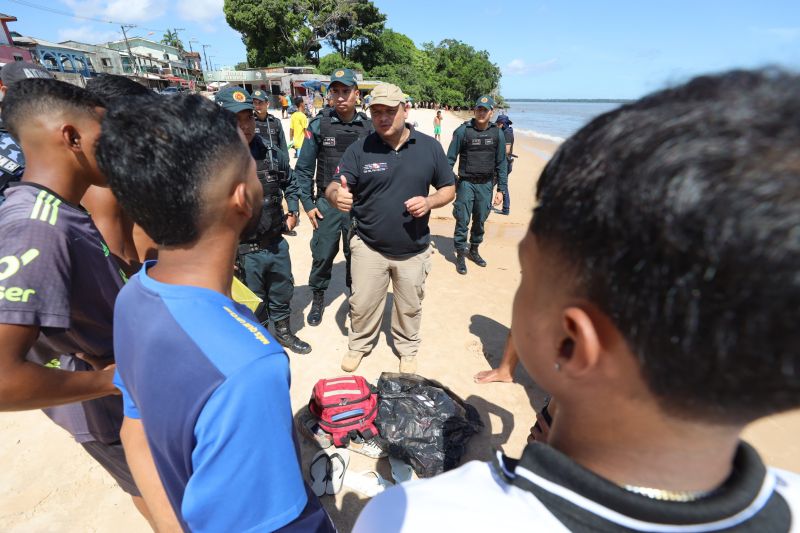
[215,86,253,113]
[475,95,495,109]
[252,89,268,102]
[329,68,358,87]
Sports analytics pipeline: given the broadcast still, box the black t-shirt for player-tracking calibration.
[338,127,455,257]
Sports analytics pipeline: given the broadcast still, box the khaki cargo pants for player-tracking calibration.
[348,235,432,358]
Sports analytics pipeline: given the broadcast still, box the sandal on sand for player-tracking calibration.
[309,450,331,497]
[344,471,393,497]
[327,449,350,495]
[389,456,414,484]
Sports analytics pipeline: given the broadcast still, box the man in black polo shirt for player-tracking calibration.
[328,83,455,373]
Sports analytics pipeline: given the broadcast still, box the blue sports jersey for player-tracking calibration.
[113,262,327,532]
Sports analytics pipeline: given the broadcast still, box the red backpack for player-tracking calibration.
[309,376,379,446]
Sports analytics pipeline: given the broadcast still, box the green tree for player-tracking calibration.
[423,39,501,105]
[352,29,416,72]
[234,61,249,70]
[224,0,385,67]
[161,30,184,51]
[317,53,364,74]
[321,0,386,58]
[224,0,309,66]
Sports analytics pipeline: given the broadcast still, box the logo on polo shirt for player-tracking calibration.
[362,162,388,174]
[233,91,246,103]
[323,137,336,147]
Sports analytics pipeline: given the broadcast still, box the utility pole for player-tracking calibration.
[202,44,211,71]
[172,28,186,51]
[120,24,139,75]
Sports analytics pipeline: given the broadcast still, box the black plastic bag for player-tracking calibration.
[375,373,483,478]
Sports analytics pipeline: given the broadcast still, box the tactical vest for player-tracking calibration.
[255,114,281,149]
[253,152,287,243]
[458,123,499,181]
[315,111,372,195]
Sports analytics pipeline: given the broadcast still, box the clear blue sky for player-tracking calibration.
[6,0,799,99]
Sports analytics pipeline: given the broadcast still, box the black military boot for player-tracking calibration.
[274,318,312,354]
[456,249,468,275]
[307,291,325,327]
[468,244,487,267]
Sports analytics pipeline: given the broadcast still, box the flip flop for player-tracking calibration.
[389,456,414,484]
[326,448,350,495]
[344,470,393,498]
[309,450,331,497]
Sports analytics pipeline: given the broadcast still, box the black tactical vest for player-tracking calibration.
[254,149,286,243]
[255,114,281,149]
[458,123,499,181]
[315,111,372,195]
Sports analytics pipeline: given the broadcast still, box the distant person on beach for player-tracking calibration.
[98,94,334,532]
[328,83,455,373]
[355,69,800,532]
[295,69,372,328]
[280,92,289,118]
[447,95,507,275]
[290,96,308,158]
[494,114,514,215]
[0,78,150,522]
[433,110,442,141]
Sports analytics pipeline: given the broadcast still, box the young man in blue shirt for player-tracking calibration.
[96,94,333,532]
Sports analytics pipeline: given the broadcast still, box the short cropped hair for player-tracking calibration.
[532,69,800,424]
[0,78,101,139]
[85,74,152,105]
[96,94,248,246]
[293,96,304,107]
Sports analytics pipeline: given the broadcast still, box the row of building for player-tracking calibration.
[1,13,202,90]
[0,12,382,108]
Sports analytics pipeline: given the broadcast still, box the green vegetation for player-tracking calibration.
[161,30,184,51]
[224,0,501,106]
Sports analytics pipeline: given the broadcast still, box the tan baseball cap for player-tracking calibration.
[369,83,405,107]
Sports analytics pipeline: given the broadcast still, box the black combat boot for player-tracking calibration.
[468,244,487,267]
[307,290,325,326]
[456,249,468,275]
[274,318,312,354]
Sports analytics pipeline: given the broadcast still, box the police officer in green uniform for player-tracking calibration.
[253,89,297,236]
[215,86,311,354]
[447,95,507,275]
[296,69,372,326]
[253,89,289,155]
